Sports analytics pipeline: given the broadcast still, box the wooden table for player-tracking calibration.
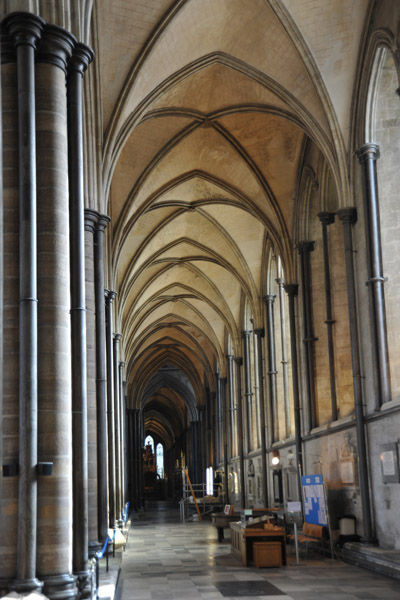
[230,522,286,566]
[212,508,278,542]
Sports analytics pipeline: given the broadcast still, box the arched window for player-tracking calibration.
[144,435,154,452]
[156,443,164,478]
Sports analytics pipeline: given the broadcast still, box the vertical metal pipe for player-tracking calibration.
[337,208,374,542]
[242,330,252,451]
[3,12,44,593]
[93,214,110,543]
[105,291,116,526]
[284,284,303,503]
[356,144,390,407]
[67,40,94,592]
[235,357,245,508]
[255,329,268,506]
[113,334,122,523]
[276,278,291,438]
[297,241,317,431]
[318,212,338,421]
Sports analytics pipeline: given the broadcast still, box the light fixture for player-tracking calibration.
[271,449,280,466]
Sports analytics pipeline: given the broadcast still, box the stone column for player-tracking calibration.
[234,357,245,508]
[0,27,19,593]
[119,364,126,513]
[276,278,291,438]
[242,330,252,451]
[318,212,338,421]
[220,377,228,503]
[338,208,374,542]
[190,420,200,484]
[84,210,99,552]
[297,241,317,431]
[105,290,116,526]
[94,214,110,542]
[264,296,279,442]
[356,144,390,407]
[255,329,268,506]
[284,284,303,502]
[3,12,44,594]
[216,374,223,465]
[227,355,235,459]
[67,41,94,592]
[36,24,76,599]
[113,333,122,523]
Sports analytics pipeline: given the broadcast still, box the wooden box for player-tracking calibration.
[253,541,282,568]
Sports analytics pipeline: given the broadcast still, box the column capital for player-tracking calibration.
[356,143,380,163]
[284,283,299,297]
[254,328,265,337]
[3,12,44,50]
[119,361,125,368]
[84,209,98,233]
[226,354,234,360]
[297,240,315,255]
[105,289,117,303]
[337,207,357,226]
[317,211,335,226]
[37,24,76,73]
[242,330,251,338]
[96,214,111,232]
[263,294,276,305]
[114,333,122,342]
[275,277,285,286]
[68,42,94,77]
[234,356,243,366]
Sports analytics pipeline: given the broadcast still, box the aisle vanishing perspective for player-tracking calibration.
[115,503,400,600]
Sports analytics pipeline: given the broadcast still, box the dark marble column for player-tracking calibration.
[242,330,253,451]
[105,291,116,526]
[67,40,94,594]
[119,363,126,514]
[356,144,390,407]
[227,355,235,459]
[276,278,291,437]
[254,329,268,506]
[318,212,338,421]
[297,241,317,431]
[216,374,223,465]
[234,357,245,508]
[284,284,303,501]
[264,296,279,442]
[190,420,200,484]
[94,214,110,542]
[36,24,77,600]
[337,208,374,542]
[3,12,44,594]
[220,377,228,503]
[113,333,122,523]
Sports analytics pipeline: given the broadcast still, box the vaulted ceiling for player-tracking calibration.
[95,0,370,445]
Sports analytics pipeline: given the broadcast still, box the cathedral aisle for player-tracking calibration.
[115,503,400,600]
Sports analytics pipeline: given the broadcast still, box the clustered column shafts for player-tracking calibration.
[317,212,338,421]
[297,241,317,431]
[216,373,223,466]
[242,330,252,451]
[3,12,44,594]
[36,24,77,600]
[67,40,94,591]
[337,208,374,543]
[264,297,279,443]
[119,365,127,513]
[276,278,291,438]
[220,377,228,503]
[105,290,116,526]
[284,284,303,502]
[234,357,245,508]
[356,144,390,408]
[113,333,122,523]
[254,329,268,506]
[93,214,110,543]
[227,355,235,460]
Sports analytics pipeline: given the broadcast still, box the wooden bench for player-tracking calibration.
[289,522,329,557]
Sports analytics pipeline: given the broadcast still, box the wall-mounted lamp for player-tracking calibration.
[271,449,280,466]
[2,464,19,477]
[37,462,53,476]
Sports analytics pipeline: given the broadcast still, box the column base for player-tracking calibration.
[75,569,92,600]
[41,573,77,600]
[11,577,44,594]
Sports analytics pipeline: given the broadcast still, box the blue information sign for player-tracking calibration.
[301,474,327,526]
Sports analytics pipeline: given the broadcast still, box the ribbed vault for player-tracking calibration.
[98,0,369,450]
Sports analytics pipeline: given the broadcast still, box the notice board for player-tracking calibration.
[301,474,327,526]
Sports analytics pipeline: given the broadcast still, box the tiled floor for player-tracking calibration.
[116,503,400,600]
